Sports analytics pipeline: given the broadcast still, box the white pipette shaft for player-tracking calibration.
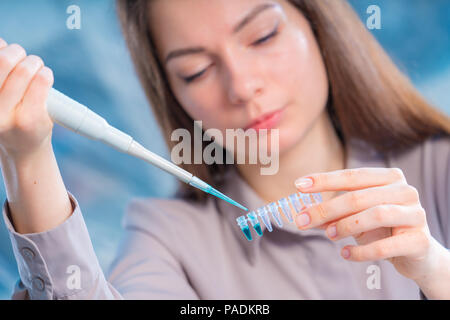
[45,88,248,211]
[46,88,193,183]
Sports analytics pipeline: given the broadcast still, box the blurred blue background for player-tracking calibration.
[0,0,448,299]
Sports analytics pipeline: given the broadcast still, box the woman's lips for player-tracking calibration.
[245,106,286,131]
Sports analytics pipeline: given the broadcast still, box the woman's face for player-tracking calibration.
[149,0,329,154]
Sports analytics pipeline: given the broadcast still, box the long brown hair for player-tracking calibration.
[116,0,450,201]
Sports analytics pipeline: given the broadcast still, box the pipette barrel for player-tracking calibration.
[46,88,248,211]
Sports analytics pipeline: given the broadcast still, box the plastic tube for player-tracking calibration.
[236,192,323,241]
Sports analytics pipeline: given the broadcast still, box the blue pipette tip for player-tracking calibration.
[189,176,248,211]
[207,186,248,211]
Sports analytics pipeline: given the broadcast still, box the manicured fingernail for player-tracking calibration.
[342,248,351,259]
[295,178,313,189]
[296,213,310,228]
[327,225,337,238]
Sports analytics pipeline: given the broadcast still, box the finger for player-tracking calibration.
[295,183,420,229]
[0,43,27,90]
[294,167,406,193]
[19,66,54,121]
[0,38,7,49]
[0,55,44,114]
[340,230,430,262]
[325,204,426,241]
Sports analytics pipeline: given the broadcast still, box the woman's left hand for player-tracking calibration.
[293,167,446,283]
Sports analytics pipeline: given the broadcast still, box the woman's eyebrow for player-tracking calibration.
[164,2,278,66]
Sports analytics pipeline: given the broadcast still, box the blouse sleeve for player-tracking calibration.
[3,191,123,299]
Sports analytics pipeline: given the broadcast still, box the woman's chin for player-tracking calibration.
[275,126,306,154]
[246,130,304,165]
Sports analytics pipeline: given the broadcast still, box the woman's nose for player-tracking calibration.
[223,52,265,105]
[228,76,264,105]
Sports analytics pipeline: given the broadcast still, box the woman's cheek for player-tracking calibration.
[173,81,215,121]
[268,30,329,153]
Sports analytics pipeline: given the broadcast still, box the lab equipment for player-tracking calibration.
[236,192,323,241]
[46,88,247,211]
[236,216,252,241]
[257,206,272,232]
[246,211,263,237]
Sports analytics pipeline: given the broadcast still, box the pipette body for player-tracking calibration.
[46,88,248,211]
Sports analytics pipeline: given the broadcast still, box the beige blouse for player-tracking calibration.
[3,135,449,299]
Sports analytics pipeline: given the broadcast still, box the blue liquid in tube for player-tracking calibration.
[236,216,252,241]
[257,206,273,232]
[247,211,263,237]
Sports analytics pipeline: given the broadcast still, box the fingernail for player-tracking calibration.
[327,225,337,238]
[295,178,313,189]
[39,67,52,81]
[342,248,351,259]
[296,213,310,228]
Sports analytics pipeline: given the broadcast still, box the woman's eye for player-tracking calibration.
[181,26,280,84]
[252,27,279,46]
[182,68,207,83]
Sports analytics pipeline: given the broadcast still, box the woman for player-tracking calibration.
[0,0,449,299]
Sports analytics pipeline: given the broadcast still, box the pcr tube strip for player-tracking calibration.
[236,192,323,241]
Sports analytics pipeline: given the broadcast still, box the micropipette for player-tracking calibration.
[46,88,248,211]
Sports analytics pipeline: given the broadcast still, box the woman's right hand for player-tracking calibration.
[0,38,54,161]
[0,38,73,235]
